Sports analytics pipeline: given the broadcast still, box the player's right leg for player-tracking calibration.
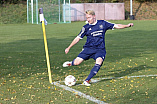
[62,61,72,67]
[63,57,84,67]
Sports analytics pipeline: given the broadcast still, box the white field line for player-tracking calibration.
[51,82,107,104]
[90,74,157,83]
[74,74,157,86]
[51,74,157,104]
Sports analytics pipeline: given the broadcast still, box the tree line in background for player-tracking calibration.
[0,0,156,4]
[71,0,156,3]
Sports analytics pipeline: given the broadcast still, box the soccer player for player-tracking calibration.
[63,10,133,86]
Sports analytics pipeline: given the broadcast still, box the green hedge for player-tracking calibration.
[0,4,27,24]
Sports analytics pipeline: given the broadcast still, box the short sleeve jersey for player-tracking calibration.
[78,20,114,49]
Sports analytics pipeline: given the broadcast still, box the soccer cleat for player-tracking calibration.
[63,61,72,67]
[83,80,91,86]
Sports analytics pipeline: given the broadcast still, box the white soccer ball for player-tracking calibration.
[64,75,76,86]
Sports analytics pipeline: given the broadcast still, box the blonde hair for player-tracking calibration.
[86,10,95,16]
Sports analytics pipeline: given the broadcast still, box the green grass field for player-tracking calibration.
[0,20,157,104]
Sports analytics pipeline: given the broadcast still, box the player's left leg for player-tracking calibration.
[83,57,103,86]
[83,49,106,86]
[85,57,103,80]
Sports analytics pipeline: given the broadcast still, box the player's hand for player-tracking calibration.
[128,23,134,27]
[65,48,69,54]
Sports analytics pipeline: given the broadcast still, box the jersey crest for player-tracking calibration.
[99,25,103,29]
[89,28,92,31]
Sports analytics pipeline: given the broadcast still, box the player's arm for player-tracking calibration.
[114,23,133,29]
[65,36,80,54]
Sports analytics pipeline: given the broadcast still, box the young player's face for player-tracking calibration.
[86,14,96,24]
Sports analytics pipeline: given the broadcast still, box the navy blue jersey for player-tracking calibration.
[78,20,114,49]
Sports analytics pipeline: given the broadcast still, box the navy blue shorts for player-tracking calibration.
[77,48,106,61]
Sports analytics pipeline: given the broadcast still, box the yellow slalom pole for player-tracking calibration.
[40,8,52,84]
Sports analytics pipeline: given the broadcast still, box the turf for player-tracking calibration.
[0,20,157,104]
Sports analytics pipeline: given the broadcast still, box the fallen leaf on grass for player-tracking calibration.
[75,94,80,98]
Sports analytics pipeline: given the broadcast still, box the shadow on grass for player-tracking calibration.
[97,65,156,79]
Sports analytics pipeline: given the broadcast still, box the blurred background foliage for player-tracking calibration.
[0,0,156,4]
[0,0,157,24]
